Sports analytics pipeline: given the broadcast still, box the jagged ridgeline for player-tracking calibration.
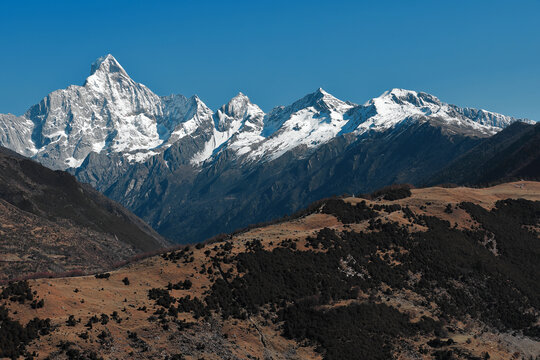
[1,182,538,359]
[0,54,536,243]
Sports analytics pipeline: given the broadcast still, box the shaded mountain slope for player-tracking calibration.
[106,119,482,243]
[428,122,540,186]
[0,147,168,280]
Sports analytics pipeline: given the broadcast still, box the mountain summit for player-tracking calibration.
[89,53,128,76]
[214,92,264,132]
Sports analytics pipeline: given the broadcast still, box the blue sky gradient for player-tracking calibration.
[1,0,539,119]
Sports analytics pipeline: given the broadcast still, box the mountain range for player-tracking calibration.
[0,54,539,359]
[0,54,536,242]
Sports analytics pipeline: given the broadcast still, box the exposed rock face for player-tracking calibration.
[0,114,36,157]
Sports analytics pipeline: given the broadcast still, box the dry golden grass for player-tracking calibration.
[2,181,539,359]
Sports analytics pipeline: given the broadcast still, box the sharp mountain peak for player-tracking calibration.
[89,54,129,77]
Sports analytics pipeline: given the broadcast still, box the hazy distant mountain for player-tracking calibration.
[427,121,540,186]
[0,54,534,242]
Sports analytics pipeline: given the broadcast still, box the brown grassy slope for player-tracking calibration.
[0,199,140,281]
[1,181,539,359]
[0,147,168,281]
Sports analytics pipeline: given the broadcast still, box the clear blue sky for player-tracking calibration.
[1,0,539,120]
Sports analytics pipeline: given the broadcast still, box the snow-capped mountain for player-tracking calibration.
[0,55,219,169]
[0,54,535,243]
[347,88,522,136]
[25,54,166,168]
[0,54,531,171]
[234,88,356,162]
[208,87,530,165]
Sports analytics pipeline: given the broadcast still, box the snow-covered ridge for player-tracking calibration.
[345,88,524,137]
[0,55,533,170]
